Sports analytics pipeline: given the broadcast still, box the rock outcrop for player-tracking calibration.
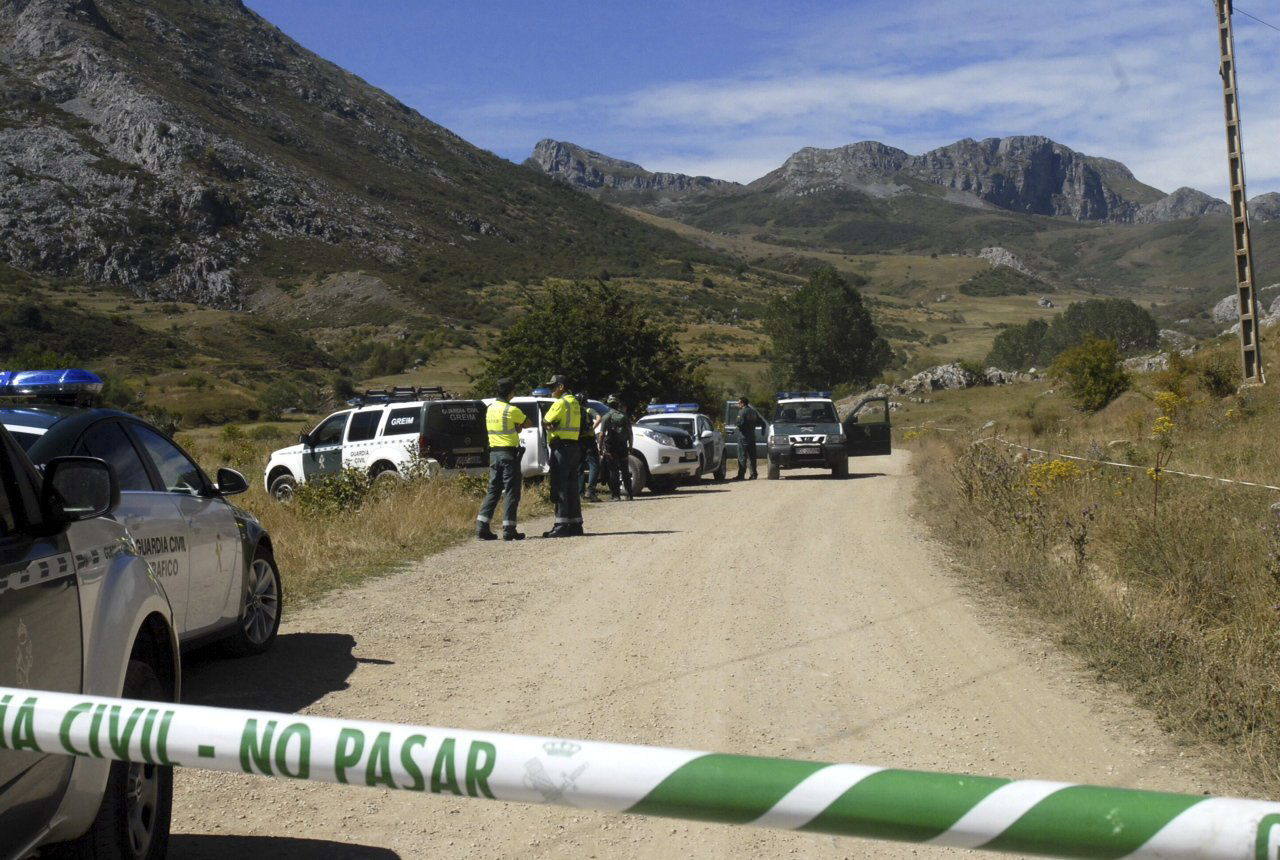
[527,139,740,196]
[0,1,694,308]
[1134,187,1231,223]
[979,246,1034,276]
[1249,192,1280,223]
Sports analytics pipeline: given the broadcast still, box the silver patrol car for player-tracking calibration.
[1,371,281,658]
[0,421,180,859]
[635,404,727,482]
[264,387,488,499]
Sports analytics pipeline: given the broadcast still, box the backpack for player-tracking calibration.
[602,412,629,452]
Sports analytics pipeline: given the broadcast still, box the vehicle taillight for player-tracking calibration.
[418,434,429,456]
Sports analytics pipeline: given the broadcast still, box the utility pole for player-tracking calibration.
[1215,0,1265,384]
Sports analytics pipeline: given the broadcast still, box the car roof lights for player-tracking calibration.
[530,387,552,397]
[0,369,104,405]
[645,403,699,414]
[776,391,832,400]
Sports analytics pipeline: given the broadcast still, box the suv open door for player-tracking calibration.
[843,396,891,456]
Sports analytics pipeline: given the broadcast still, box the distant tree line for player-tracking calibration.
[985,298,1158,370]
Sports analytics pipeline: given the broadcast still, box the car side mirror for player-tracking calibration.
[299,432,313,447]
[40,456,119,523]
[700,429,714,439]
[215,467,249,496]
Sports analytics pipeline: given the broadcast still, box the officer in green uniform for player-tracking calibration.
[542,374,584,537]
[599,394,634,500]
[476,378,532,541]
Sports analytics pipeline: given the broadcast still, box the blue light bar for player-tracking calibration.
[645,403,699,414]
[531,387,552,397]
[776,391,832,400]
[0,368,103,397]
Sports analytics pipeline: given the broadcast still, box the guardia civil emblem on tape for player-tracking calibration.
[2,686,1277,859]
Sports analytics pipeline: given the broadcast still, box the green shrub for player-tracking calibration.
[294,468,373,517]
[1198,351,1238,398]
[1051,338,1130,412]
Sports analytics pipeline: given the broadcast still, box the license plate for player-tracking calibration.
[457,455,484,466]
[796,446,820,456]
[680,452,698,462]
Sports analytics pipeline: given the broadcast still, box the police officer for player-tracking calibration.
[735,395,765,480]
[477,378,532,541]
[599,394,634,501]
[577,392,601,503]
[542,374,584,537]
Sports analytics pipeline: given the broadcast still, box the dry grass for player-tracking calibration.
[907,340,1280,793]
[174,426,550,605]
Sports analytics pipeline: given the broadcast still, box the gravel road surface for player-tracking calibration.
[171,451,1230,858]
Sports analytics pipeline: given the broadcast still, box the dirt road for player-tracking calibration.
[171,451,1229,858]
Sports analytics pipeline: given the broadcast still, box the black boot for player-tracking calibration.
[542,524,565,538]
[503,527,525,541]
[476,523,498,541]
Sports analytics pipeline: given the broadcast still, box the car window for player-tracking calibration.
[312,412,350,446]
[347,409,382,442]
[131,425,206,496]
[73,422,154,492]
[642,417,694,436]
[381,407,421,437]
[8,429,41,451]
[774,402,837,423]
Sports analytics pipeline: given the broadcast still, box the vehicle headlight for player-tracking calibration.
[827,433,846,444]
[768,434,782,446]
[638,427,675,447]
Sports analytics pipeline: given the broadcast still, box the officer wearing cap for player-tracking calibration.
[477,377,532,541]
[599,394,634,500]
[542,374,584,537]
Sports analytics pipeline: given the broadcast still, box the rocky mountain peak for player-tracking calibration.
[1134,187,1231,223]
[528,139,739,196]
[750,141,909,197]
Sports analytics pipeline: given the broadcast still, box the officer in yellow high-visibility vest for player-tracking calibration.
[477,378,532,541]
[541,373,584,537]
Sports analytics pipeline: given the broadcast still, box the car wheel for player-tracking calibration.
[224,547,283,657]
[767,460,780,480]
[67,660,172,859]
[628,453,648,495]
[269,473,297,502]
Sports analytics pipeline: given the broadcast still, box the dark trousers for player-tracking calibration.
[549,442,583,525]
[736,438,758,478]
[477,449,522,528]
[603,449,633,498]
[580,445,600,494]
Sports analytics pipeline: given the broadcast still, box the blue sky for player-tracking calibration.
[245,0,1280,198]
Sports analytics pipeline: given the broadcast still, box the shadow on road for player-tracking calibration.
[183,632,391,712]
[581,530,681,537]
[170,835,399,858]
[781,472,887,481]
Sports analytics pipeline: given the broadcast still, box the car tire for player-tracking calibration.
[713,459,726,482]
[767,460,780,480]
[269,472,297,502]
[223,546,283,657]
[67,660,172,860]
[628,453,649,495]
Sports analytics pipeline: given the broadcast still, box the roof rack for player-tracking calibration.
[347,386,450,407]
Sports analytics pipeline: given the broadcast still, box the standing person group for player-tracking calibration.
[473,374,660,540]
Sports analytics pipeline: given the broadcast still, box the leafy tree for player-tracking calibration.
[985,299,1158,370]
[986,318,1049,370]
[1051,338,1130,412]
[764,266,891,389]
[1042,298,1157,356]
[472,281,711,410]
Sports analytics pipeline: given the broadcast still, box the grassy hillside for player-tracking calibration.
[902,340,1280,791]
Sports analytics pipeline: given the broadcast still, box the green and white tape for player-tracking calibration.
[2,686,1277,858]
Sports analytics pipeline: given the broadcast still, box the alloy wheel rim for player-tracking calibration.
[126,761,159,856]
[243,558,279,644]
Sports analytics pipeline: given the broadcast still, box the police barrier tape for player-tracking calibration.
[4,688,1280,856]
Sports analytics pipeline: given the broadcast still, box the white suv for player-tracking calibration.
[635,405,726,482]
[264,388,487,500]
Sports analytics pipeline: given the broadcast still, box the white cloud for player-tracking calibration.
[440,0,1280,197]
